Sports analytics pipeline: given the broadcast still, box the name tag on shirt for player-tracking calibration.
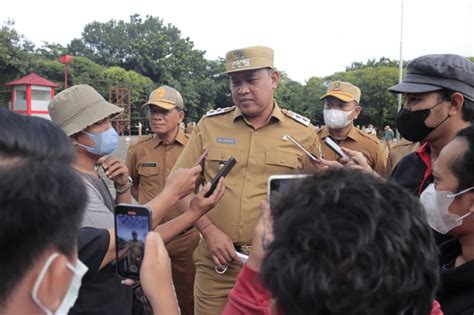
[140,162,158,167]
[216,137,237,145]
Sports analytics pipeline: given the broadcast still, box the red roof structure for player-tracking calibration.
[5,73,58,87]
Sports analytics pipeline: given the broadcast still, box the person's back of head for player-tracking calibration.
[0,109,87,314]
[261,168,439,315]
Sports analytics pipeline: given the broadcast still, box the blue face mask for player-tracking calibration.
[77,127,119,156]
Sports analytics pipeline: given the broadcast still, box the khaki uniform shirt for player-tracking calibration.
[126,129,188,221]
[386,138,420,175]
[318,125,387,175]
[172,103,320,244]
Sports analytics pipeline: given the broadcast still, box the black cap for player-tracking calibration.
[389,54,474,101]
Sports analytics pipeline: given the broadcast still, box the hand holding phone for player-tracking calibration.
[115,204,152,279]
[324,137,350,160]
[282,134,320,162]
[205,157,236,198]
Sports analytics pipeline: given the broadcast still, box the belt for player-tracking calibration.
[234,243,252,256]
[179,226,195,236]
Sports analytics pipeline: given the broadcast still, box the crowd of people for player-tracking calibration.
[0,45,473,315]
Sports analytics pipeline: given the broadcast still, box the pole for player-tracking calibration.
[64,64,68,89]
[396,0,404,139]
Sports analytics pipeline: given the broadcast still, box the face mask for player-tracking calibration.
[77,127,119,156]
[32,253,88,315]
[323,108,354,129]
[420,184,474,234]
[396,100,449,142]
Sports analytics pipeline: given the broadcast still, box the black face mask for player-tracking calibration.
[396,101,449,143]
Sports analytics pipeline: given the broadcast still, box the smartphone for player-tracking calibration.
[267,174,309,201]
[282,134,320,162]
[204,156,237,197]
[324,137,350,160]
[194,147,210,166]
[115,204,152,279]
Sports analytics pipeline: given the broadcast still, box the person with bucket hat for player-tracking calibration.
[48,84,225,315]
[171,46,321,314]
[317,81,387,176]
[389,54,474,197]
[126,86,199,315]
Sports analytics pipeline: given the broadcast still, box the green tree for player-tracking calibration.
[69,14,220,120]
[325,65,400,129]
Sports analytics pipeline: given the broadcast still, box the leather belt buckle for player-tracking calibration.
[234,243,252,256]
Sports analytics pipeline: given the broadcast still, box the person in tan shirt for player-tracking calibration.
[172,46,321,315]
[126,86,199,315]
[317,81,387,176]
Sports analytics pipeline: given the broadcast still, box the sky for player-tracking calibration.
[2,0,473,83]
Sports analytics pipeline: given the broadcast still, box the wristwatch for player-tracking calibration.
[115,176,133,194]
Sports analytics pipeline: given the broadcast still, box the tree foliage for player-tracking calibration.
[68,14,219,121]
[1,19,473,131]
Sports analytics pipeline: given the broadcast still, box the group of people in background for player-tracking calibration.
[0,45,473,315]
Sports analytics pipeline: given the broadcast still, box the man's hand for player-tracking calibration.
[137,232,180,315]
[339,147,379,176]
[202,224,239,269]
[190,178,225,216]
[247,200,274,272]
[99,155,130,186]
[163,165,202,200]
[309,156,344,171]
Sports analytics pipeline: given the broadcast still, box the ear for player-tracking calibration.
[177,110,185,123]
[271,70,280,89]
[353,104,362,119]
[70,135,79,145]
[448,92,464,115]
[35,254,74,312]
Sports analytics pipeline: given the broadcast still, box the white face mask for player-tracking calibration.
[32,253,88,315]
[420,184,474,234]
[323,108,354,129]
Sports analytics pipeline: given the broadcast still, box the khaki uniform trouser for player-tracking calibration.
[166,228,200,315]
[193,239,242,315]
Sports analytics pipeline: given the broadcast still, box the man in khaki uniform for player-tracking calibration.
[385,138,420,176]
[318,81,387,175]
[126,86,199,315]
[172,46,321,314]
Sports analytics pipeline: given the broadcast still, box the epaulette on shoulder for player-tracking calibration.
[282,109,311,127]
[357,129,380,144]
[130,134,154,147]
[205,106,236,117]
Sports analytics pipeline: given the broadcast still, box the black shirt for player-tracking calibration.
[70,227,133,315]
[437,239,474,315]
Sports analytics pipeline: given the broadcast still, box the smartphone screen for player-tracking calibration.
[115,204,151,279]
[267,174,309,202]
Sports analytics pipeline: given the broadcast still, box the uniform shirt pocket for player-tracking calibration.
[261,148,303,188]
[138,166,160,178]
[205,148,240,186]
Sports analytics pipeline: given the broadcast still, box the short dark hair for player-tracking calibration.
[261,169,439,315]
[450,125,474,191]
[438,89,474,121]
[0,109,87,310]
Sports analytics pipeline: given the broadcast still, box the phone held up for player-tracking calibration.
[324,136,350,160]
[205,156,237,198]
[267,174,309,202]
[115,204,152,279]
